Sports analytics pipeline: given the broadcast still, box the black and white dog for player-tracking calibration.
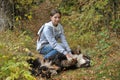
[27,48,91,79]
[46,51,91,71]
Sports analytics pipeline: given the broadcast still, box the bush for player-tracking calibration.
[0,30,36,80]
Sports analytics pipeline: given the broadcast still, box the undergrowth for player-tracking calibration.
[0,30,36,80]
[0,24,119,80]
[0,0,120,80]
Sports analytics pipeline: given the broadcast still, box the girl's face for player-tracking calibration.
[50,13,61,26]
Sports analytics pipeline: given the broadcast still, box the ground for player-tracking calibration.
[19,1,120,80]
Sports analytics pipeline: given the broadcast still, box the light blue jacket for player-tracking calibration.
[37,21,71,55]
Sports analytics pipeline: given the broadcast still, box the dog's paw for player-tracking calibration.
[50,70,58,76]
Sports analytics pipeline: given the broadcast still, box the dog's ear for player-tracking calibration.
[76,45,81,54]
[72,45,81,54]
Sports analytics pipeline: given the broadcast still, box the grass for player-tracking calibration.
[52,54,120,80]
[0,21,120,80]
[0,1,120,79]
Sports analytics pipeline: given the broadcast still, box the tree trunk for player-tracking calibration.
[0,0,13,31]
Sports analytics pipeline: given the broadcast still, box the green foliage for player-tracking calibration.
[14,0,44,20]
[0,0,120,80]
[0,30,36,80]
[111,19,120,35]
[0,53,35,80]
[95,28,111,54]
[14,0,33,19]
[60,0,120,50]
[59,0,120,79]
[111,19,120,29]
[59,0,78,15]
[3,56,33,80]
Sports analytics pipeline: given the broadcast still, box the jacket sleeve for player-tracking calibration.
[60,26,71,53]
[43,26,68,55]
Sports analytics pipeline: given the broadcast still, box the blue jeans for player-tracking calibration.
[40,44,58,59]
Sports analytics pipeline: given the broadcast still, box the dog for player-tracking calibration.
[27,47,91,79]
[46,51,90,72]
[71,53,90,68]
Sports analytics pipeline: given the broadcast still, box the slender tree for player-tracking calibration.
[0,0,14,31]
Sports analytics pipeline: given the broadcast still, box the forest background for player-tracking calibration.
[0,0,120,80]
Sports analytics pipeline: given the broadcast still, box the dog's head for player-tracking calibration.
[27,58,42,76]
[27,58,41,69]
[73,54,90,68]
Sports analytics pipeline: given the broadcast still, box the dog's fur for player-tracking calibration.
[27,48,90,79]
[27,58,41,76]
[27,57,58,79]
[46,52,90,71]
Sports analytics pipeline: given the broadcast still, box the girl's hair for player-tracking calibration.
[50,9,61,17]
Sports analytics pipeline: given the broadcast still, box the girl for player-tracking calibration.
[37,9,73,60]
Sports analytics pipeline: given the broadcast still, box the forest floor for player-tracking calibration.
[0,1,120,80]
[21,1,120,80]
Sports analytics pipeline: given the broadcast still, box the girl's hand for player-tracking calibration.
[66,53,73,61]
